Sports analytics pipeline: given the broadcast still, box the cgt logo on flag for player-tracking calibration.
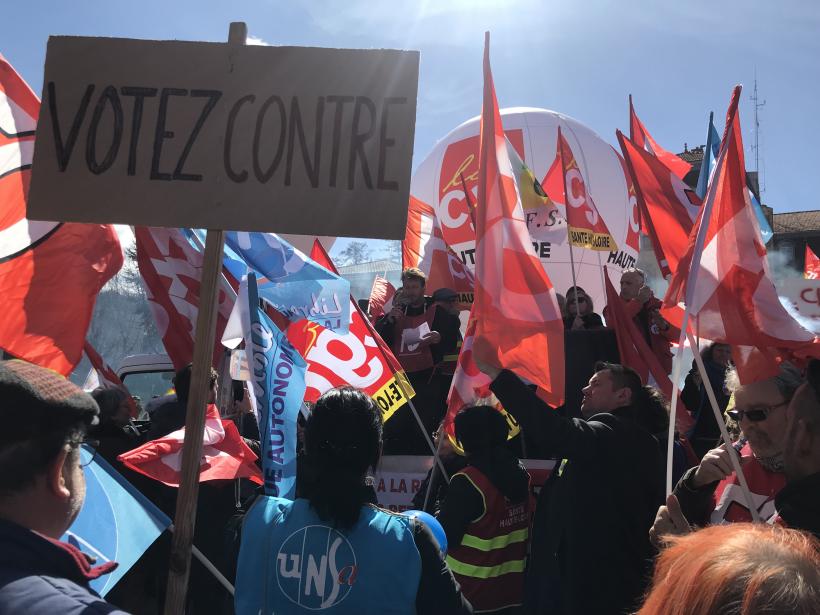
[276,526,358,610]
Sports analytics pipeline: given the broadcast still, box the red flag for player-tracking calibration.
[135,227,234,370]
[286,241,415,422]
[604,275,693,433]
[805,245,820,280]
[618,130,700,278]
[82,340,139,418]
[403,195,475,309]
[557,127,617,252]
[0,55,122,375]
[471,33,564,406]
[118,404,261,486]
[614,147,642,255]
[83,340,124,390]
[368,276,396,320]
[629,95,692,180]
[663,86,820,382]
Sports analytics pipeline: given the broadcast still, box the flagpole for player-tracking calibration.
[422,432,446,511]
[686,331,760,522]
[665,118,731,495]
[162,22,241,615]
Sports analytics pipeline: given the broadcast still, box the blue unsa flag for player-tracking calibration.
[62,446,171,596]
[244,272,308,499]
[225,231,351,335]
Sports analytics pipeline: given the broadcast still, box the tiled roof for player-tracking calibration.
[678,146,705,164]
[772,210,820,234]
[337,259,402,274]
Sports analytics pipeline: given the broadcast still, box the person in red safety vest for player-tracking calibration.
[375,268,461,455]
[437,406,533,614]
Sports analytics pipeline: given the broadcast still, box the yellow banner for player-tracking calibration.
[371,371,415,423]
[568,226,618,252]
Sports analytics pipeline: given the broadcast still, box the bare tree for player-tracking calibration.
[337,241,373,266]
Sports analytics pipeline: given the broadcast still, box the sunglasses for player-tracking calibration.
[727,401,788,423]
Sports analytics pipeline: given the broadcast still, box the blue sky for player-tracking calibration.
[5,1,819,258]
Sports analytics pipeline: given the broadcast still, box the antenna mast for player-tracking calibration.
[750,73,766,187]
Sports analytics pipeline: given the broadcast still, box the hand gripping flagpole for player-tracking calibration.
[664,116,759,521]
[162,22,243,615]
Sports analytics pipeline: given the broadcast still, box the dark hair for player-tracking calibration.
[173,364,218,404]
[594,362,669,434]
[455,406,509,455]
[91,387,129,425]
[302,387,383,528]
[701,342,730,365]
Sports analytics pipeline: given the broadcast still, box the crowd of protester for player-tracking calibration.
[1,266,819,614]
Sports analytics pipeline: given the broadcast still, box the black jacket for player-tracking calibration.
[490,370,664,615]
[0,519,128,614]
[775,471,820,540]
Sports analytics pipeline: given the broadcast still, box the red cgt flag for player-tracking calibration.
[0,55,122,376]
[286,240,415,422]
[805,245,820,280]
[118,404,261,486]
[556,126,617,252]
[617,129,701,278]
[135,227,234,370]
[471,33,564,407]
[663,86,820,383]
[603,274,693,433]
[629,95,692,180]
[403,195,475,310]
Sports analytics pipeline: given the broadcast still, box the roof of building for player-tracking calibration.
[677,145,705,165]
[337,259,402,274]
[772,210,820,234]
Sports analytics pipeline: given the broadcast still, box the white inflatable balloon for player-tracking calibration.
[411,107,640,311]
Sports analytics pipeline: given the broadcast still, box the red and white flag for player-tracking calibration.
[805,245,820,280]
[368,276,396,320]
[618,129,700,278]
[663,86,820,382]
[556,126,617,252]
[604,275,693,433]
[403,195,475,309]
[471,33,564,407]
[629,95,692,180]
[0,55,122,376]
[286,241,415,423]
[135,227,234,370]
[118,404,261,486]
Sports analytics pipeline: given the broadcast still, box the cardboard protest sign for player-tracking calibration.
[28,36,419,240]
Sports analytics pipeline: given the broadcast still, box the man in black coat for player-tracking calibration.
[476,359,667,615]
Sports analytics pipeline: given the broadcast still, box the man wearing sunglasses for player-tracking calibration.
[650,363,802,545]
[0,360,129,614]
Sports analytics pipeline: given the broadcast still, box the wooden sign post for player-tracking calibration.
[27,21,419,614]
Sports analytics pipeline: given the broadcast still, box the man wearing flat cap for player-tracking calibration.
[0,360,129,614]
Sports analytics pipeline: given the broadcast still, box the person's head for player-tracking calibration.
[619,268,646,301]
[432,287,459,316]
[703,343,732,368]
[173,364,219,405]
[302,387,383,528]
[454,406,509,456]
[400,267,427,306]
[91,387,132,428]
[581,362,643,418]
[0,360,100,538]
[726,363,803,459]
[638,523,820,615]
[565,286,593,317]
[783,359,820,482]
